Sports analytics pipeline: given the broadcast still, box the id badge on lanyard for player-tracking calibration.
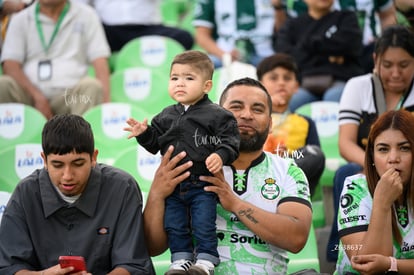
[38,60,52,81]
[35,2,69,81]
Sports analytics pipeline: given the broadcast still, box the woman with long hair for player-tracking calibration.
[336,109,414,274]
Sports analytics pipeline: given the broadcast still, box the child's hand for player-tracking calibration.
[270,93,287,109]
[124,118,148,139]
[206,153,223,174]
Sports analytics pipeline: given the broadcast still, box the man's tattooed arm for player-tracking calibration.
[238,208,258,224]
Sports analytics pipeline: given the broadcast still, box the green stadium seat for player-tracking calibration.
[88,52,119,76]
[111,145,169,273]
[161,0,184,26]
[110,67,174,116]
[296,101,346,188]
[114,35,185,73]
[82,102,152,165]
[160,0,195,36]
[0,143,44,193]
[308,175,326,229]
[176,0,196,35]
[152,250,171,275]
[0,191,12,222]
[108,52,119,72]
[312,200,325,229]
[112,145,161,198]
[0,103,46,148]
[311,182,326,228]
[287,223,321,273]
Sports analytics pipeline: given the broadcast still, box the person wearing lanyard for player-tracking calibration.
[0,0,111,119]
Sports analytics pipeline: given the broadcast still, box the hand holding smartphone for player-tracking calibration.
[59,256,87,274]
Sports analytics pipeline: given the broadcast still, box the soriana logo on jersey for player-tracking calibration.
[15,143,43,179]
[0,103,24,139]
[140,36,167,66]
[123,68,152,101]
[101,103,131,139]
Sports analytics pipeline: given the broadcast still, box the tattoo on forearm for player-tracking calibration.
[289,216,298,222]
[238,208,258,224]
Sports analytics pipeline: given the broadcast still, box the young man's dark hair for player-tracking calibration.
[42,114,95,156]
[256,52,300,82]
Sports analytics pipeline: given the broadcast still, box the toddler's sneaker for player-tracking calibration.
[164,259,193,275]
[187,259,215,275]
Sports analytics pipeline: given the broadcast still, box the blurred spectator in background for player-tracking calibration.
[273,0,396,74]
[75,0,194,52]
[258,53,325,196]
[193,0,276,68]
[0,0,111,119]
[1,0,29,18]
[0,0,24,15]
[0,0,34,46]
[395,0,414,29]
[276,0,363,111]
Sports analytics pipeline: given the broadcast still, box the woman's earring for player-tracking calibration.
[372,163,375,166]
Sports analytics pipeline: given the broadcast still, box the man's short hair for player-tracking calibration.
[219,77,273,115]
[42,114,95,156]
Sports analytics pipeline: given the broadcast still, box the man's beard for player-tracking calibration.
[239,128,269,153]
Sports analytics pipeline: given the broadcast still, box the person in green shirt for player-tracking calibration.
[193,0,276,68]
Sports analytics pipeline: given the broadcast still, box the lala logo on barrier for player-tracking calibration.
[101,103,131,139]
[0,191,11,222]
[310,101,339,137]
[140,36,167,66]
[136,145,161,182]
[0,103,24,139]
[124,68,152,101]
[15,143,43,179]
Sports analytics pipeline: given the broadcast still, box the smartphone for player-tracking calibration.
[59,256,87,274]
